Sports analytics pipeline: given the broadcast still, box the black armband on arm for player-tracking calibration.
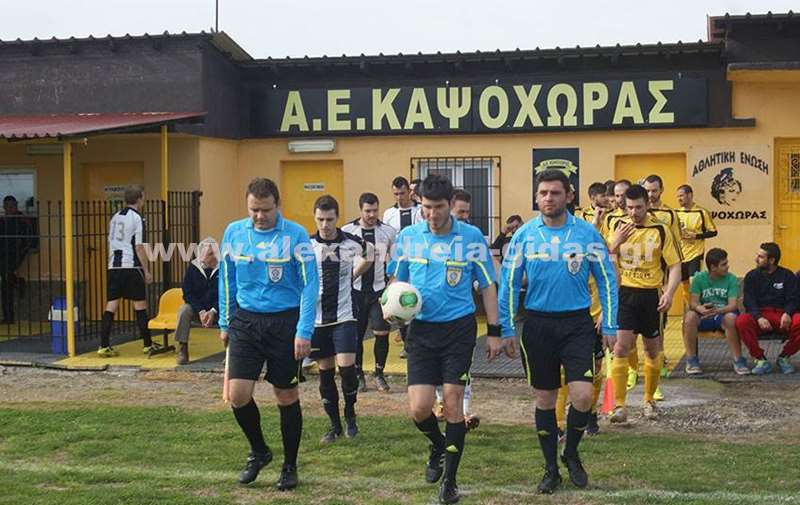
[487,324,501,337]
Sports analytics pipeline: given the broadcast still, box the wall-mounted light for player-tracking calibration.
[287,139,336,153]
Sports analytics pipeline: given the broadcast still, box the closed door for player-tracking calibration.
[81,162,144,321]
[616,153,686,316]
[281,160,344,235]
[775,141,800,273]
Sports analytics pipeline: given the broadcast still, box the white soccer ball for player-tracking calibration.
[380,281,423,324]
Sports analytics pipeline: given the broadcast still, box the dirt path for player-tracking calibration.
[1,365,798,441]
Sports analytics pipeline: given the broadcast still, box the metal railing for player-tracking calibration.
[0,191,201,354]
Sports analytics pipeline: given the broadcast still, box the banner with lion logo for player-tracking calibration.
[687,146,771,225]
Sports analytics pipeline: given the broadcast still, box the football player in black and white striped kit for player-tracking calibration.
[383,176,424,357]
[310,195,374,444]
[342,192,396,393]
[97,185,157,357]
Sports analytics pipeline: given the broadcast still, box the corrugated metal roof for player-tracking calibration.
[0,112,205,140]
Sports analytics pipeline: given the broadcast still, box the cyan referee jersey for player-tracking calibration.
[391,217,495,323]
[218,213,319,339]
[499,213,618,337]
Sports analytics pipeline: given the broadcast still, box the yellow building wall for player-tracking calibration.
[223,79,799,277]
[197,138,240,242]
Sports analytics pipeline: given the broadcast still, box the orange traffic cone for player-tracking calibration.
[600,353,615,415]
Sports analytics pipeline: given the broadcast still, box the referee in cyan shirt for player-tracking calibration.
[219,178,319,491]
[392,174,510,505]
[499,170,618,494]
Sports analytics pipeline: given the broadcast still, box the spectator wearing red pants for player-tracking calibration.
[735,242,800,375]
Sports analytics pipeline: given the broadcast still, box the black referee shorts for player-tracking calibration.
[681,254,703,282]
[618,286,661,338]
[406,314,476,387]
[227,307,301,389]
[519,309,596,390]
[107,268,146,301]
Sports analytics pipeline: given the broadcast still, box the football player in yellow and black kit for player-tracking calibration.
[642,175,684,400]
[675,184,718,303]
[606,185,681,422]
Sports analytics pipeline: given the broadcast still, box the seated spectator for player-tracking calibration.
[735,242,800,375]
[176,238,219,365]
[490,215,523,261]
[682,248,747,375]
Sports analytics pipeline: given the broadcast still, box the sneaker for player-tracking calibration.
[345,417,359,439]
[732,357,751,375]
[320,424,343,445]
[438,478,460,504]
[653,386,665,402]
[586,412,600,436]
[357,373,368,393]
[276,463,298,491]
[464,415,480,432]
[176,343,189,365]
[560,453,589,488]
[751,359,773,375]
[425,444,445,483]
[97,346,119,358]
[537,466,562,494]
[776,356,796,375]
[609,406,628,424]
[238,450,273,484]
[143,342,164,354]
[684,356,702,375]
[399,349,408,359]
[375,373,390,392]
[643,400,658,420]
[626,368,638,390]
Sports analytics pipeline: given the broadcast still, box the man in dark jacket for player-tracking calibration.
[735,242,800,375]
[0,196,32,324]
[176,238,219,364]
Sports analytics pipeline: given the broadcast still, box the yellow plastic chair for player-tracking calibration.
[146,288,183,357]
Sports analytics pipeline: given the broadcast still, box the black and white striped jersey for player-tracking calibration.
[341,219,396,293]
[310,229,366,326]
[107,206,145,269]
[382,202,423,233]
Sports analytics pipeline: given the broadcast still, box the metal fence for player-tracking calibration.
[410,156,502,238]
[0,191,201,354]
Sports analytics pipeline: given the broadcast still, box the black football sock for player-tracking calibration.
[135,309,152,347]
[564,405,589,458]
[339,365,359,419]
[232,398,269,455]
[414,413,445,449]
[319,368,341,427]
[374,334,389,373]
[444,421,467,482]
[535,408,559,469]
[279,400,302,466]
[100,310,114,348]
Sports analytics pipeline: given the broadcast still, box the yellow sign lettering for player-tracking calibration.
[280,91,309,132]
[479,86,509,129]
[648,80,674,124]
[546,83,578,127]
[372,88,402,130]
[437,87,471,128]
[512,85,543,128]
[582,82,608,126]
[613,81,644,125]
[404,88,434,130]
[327,89,351,131]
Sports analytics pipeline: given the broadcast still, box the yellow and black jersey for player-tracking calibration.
[609,214,682,289]
[574,208,605,319]
[649,205,682,249]
[601,208,627,239]
[676,204,717,262]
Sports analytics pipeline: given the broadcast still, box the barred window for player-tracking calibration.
[411,156,501,238]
